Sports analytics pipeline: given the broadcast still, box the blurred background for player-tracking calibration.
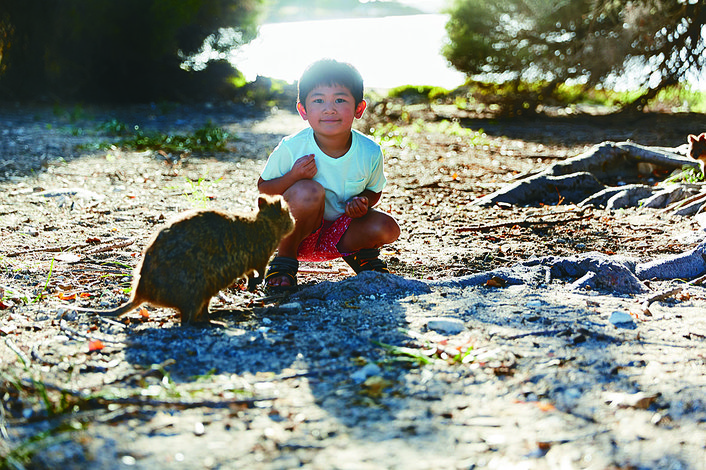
[0,0,704,114]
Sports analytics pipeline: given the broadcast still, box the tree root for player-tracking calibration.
[474,140,704,212]
[430,242,706,295]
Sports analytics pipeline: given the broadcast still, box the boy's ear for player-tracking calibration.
[355,100,367,119]
[296,102,308,121]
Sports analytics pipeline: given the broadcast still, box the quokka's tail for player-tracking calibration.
[67,300,141,317]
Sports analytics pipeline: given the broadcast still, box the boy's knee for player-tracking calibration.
[285,180,325,206]
[383,215,401,242]
[373,213,400,244]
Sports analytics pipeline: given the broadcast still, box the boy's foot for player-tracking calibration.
[264,256,299,292]
[342,248,390,274]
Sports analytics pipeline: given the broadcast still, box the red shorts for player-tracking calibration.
[297,215,352,262]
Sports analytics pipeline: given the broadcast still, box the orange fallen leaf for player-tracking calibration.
[139,308,149,318]
[58,292,76,300]
[485,276,507,288]
[80,292,92,298]
[535,402,556,412]
[88,340,104,352]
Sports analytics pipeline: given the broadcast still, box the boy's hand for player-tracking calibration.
[345,196,369,218]
[292,154,317,180]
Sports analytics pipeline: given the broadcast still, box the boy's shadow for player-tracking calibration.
[119,272,439,445]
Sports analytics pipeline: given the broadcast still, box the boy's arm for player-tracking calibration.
[258,154,317,195]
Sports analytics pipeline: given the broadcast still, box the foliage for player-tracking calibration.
[663,165,705,184]
[101,121,232,153]
[443,0,706,114]
[0,0,265,102]
[387,85,452,104]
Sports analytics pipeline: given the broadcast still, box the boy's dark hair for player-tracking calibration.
[298,59,364,108]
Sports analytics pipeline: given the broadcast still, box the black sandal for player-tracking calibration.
[342,248,390,274]
[264,256,299,292]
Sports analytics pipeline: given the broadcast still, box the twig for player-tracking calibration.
[640,287,683,315]
[19,376,274,409]
[503,329,564,340]
[456,214,592,233]
[298,267,348,274]
[5,238,135,258]
[83,238,136,255]
[661,190,706,213]
[59,319,128,345]
[6,244,84,257]
[4,338,30,366]
[102,359,176,387]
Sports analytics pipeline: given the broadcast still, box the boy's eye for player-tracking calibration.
[336,98,348,103]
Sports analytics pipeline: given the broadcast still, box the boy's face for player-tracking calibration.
[297,84,366,140]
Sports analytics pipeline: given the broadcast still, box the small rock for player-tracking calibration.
[609,311,635,327]
[194,421,205,436]
[427,317,465,335]
[278,302,302,312]
[351,363,381,383]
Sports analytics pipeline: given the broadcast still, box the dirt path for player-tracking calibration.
[2,104,706,469]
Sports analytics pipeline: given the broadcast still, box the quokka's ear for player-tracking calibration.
[689,134,697,144]
[258,195,268,209]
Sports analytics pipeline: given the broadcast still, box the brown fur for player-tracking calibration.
[75,195,294,325]
[688,132,706,162]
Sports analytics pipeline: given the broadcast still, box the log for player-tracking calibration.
[636,241,706,281]
[475,141,702,208]
[548,142,700,179]
[473,172,604,207]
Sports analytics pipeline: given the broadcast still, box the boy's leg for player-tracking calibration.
[267,180,325,287]
[337,209,400,254]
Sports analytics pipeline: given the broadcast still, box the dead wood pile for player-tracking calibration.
[474,141,706,215]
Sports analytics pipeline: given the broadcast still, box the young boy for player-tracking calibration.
[258,59,400,289]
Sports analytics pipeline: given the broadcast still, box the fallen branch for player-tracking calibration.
[456,213,592,232]
[18,376,275,409]
[5,238,136,258]
[83,237,136,254]
[640,287,683,315]
[473,140,702,209]
[59,318,128,345]
[6,244,83,258]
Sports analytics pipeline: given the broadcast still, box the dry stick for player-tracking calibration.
[4,337,30,366]
[455,213,592,233]
[690,272,706,286]
[18,376,275,409]
[640,287,683,315]
[83,238,136,255]
[5,238,135,258]
[661,190,706,213]
[6,244,84,258]
[59,318,128,345]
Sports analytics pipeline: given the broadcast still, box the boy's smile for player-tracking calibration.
[297,84,366,143]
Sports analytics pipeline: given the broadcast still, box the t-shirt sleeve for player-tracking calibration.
[366,149,387,193]
[260,141,294,181]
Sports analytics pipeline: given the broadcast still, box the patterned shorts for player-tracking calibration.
[297,215,353,262]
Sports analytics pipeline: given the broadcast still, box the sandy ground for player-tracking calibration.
[1,103,706,469]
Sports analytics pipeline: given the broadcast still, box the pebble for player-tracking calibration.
[426,317,465,335]
[351,363,381,383]
[278,302,302,312]
[609,311,635,327]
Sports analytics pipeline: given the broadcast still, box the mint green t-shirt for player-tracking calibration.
[260,128,387,221]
